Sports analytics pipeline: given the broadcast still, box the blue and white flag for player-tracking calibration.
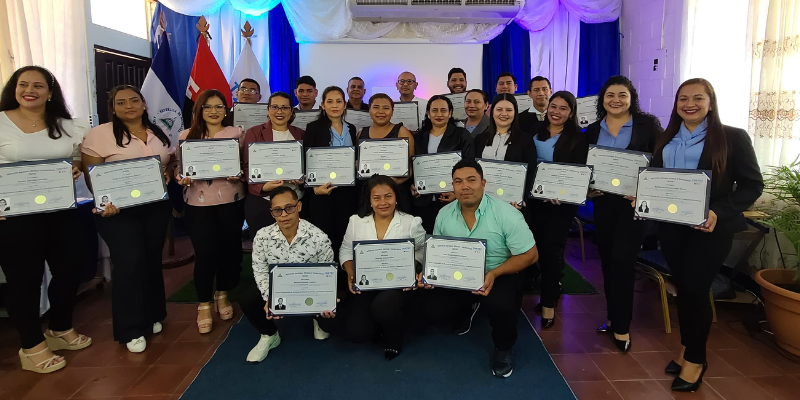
[229,41,270,103]
[141,31,184,146]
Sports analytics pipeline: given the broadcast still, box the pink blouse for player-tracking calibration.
[81,122,173,164]
[176,126,246,206]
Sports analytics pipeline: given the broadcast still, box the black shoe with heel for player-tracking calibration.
[671,363,708,392]
[612,336,631,353]
[596,323,611,333]
[664,360,682,376]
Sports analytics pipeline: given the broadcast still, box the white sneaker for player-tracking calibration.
[313,319,330,340]
[126,336,146,353]
[246,332,281,363]
[152,322,163,334]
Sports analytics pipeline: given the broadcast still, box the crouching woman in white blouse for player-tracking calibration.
[339,174,426,360]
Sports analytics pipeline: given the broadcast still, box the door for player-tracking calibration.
[94,45,151,124]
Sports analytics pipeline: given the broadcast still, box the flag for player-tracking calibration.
[141,31,184,146]
[184,36,233,127]
[229,40,270,103]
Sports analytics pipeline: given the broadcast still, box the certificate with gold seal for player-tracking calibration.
[0,159,76,217]
[180,138,241,180]
[412,151,462,194]
[87,156,168,212]
[357,138,409,179]
[587,145,651,197]
[268,263,338,317]
[305,146,356,187]
[477,158,528,205]
[353,239,416,291]
[634,167,711,226]
[529,162,593,205]
[248,140,304,183]
[422,236,486,291]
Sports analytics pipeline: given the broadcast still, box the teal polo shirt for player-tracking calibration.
[433,193,535,272]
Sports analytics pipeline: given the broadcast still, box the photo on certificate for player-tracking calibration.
[576,95,599,129]
[248,140,305,183]
[0,159,77,218]
[411,151,462,194]
[422,235,486,291]
[529,162,593,205]
[179,138,242,180]
[587,145,651,197]
[353,239,416,291]
[477,158,528,205]
[305,146,356,187]
[268,263,338,317]
[88,155,169,212]
[634,167,711,226]
[358,138,409,179]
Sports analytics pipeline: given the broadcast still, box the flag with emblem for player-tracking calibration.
[140,30,183,146]
[229,22,270,103]
[184,17,233,127]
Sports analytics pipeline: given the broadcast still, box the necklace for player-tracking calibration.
[19,111,44,127]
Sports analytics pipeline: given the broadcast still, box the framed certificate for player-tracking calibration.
[248,141,304,183]
[353,239,416,291]
[305,146,356,187]
[412,152,462,194]
[179,138,241,180]
[477,158,528,205]
[344,109,373,131]
[290,110,319,131]
[634,167,711,226]
[530,162,593,205]
[357,138,409,179]
[87,156,168,212]
[391,101,420,132]
[577,95,599,129]
[587,145,651,197]
[268,263,338,317]
[422,235,486,291]
[444,93,467,120]
[232,103,269,131]
[0,159,76,217]
[514,94,533,113]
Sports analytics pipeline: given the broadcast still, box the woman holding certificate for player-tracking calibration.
[339,175,426,360]
[411,95,474,232]
[0,66,92,373]
[530,91,589,330]
[81,85,173,353]
[175,89,245,334]
[584,76,663,352]
[651,79,762,392]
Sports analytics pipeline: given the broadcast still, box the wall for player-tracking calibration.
[299,43,483,106]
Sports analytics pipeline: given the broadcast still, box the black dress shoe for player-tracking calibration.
[541,317,555,330]
[664,360,682,376]
[671,363,708,392]
[612,337,631,353]
[492,349,514,378]
[596,323,611,333]
[384,348,401,361]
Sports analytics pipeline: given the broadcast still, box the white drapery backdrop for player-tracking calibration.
[199,2,270,82]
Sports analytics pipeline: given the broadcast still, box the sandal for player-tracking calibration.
[19,347,66,374]
[44,328,93,351]
[214,292,234,321]
[198,304,213,334]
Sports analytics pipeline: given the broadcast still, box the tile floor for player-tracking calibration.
[0,238,799,399]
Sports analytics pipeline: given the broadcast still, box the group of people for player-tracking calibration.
[0,64,763,392]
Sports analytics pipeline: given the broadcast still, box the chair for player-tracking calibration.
[572,204,595,263]
[636,249,717,334]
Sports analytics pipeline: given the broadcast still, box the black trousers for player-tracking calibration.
[94,201,171,343]
[335,289,412,349]
[0,210,85,349]
[184,201,245,303]
[244,195,274,242]
[240,284,336,335]
[593,195,644,335]
[530,201,578,308]
[416,273,523,351]
[659,223,734,364]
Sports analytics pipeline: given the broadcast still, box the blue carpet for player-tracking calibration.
[180,311,576,400]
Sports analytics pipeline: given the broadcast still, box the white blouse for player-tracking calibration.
[481,131,510,161]
[0,112,88,164]
[340,211,427,265]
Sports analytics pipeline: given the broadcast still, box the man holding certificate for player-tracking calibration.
[240,186,337,363]
[421,159,538,378]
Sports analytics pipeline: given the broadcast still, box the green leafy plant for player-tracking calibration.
[760,158,800,283]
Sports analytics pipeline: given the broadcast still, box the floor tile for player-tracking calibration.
[714,348,786,377]
[589,353,651,381]
[558,312,601,333]
[705,327,749,351]
[125,365,193,396]
[572,331,619,354]
[703,351,742,378]
[704,377,774,400]
[172,365,202,396]
[71,366,149,398]
[154,341,215,366]
[610,380,673,400]
[107,342,171,367]
[631,352,679,380]
[569,381,623,400]
[0,368,46,400]
[20,366,97,399]
[538,331,587,355]
[73,323,115,344]
[149,321,194,344]
[165,304,202,322]
[62,342,127,368]
[551,354,606,382]
[655,379,724,399]
[750,375,800,400]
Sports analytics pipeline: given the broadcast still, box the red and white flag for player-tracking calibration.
[183,36,232,126]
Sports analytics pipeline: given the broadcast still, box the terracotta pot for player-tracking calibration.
[754,269,800,357]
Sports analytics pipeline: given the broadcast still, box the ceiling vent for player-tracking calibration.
[348,0,524,24]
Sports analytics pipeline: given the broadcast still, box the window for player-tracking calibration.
[90,0,149,40]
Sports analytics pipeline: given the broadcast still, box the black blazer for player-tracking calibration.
[414,123,475,159]
[652,125,763,233]
[473,129,539,198]
[303,119,357,148]
[584,114,664,153]
[517,108,548,138]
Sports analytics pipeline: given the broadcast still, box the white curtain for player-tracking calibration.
[747,0,800,169]
[529,3,582,94]
[516,0,621,31]
[202,2,270,81]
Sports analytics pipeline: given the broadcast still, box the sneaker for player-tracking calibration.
[152,322,163,334]
[246,332,281,363]
[313,319,330,340]
[126,336,146,353]
[453,303,480,335]
[492,349,514,378]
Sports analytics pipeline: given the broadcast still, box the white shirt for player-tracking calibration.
[482,132,510,160]
[528,106,547,121]
[397,96,428,130]
[0,112,88,164]
[252,219,335,301]
[340,211,427,265]
[427,133,444,154]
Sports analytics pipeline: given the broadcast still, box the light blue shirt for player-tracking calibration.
[534,134,560,163]
[466,125,477,133]
[663,119,707,169]
[433,193,535,272]
[597,117,633,149]
[330,120,353,147]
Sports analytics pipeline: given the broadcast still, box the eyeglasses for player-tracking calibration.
[397,79,416,86]
[269,105,292,112]
[201,104,226,111]
[270,203,298,217]
[238,88,259,94]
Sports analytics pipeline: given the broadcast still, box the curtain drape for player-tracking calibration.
[268,3,299,104]
[577,19,620,97]
[482,21,531,97]
[529,3,581,94]
[747,0,800,169]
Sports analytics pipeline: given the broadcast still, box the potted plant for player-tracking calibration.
[756,159,800,356]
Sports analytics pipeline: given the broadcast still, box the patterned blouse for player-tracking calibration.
[252,219,335,301]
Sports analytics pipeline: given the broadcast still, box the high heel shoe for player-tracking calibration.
[197,304,213,334]
[214,293,234,321]
[671,363,708,392]
[612,336,631,353]
[664,360,682,376]
[596,323,611,333]
[19,348,66,374]
[541,317,555,329]
[44,328,92,351]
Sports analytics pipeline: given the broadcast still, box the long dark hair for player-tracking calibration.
[595,75,654,121]
[485,93,523,146]
[537,91,582,154]
[357,174,410,218]
[186,89,229,140]
[108,85,170,147]
[654,78,727,180]
[268,91,295,125]
[419,95,456,134]
[317,86,346,132]
[0,66,71,139]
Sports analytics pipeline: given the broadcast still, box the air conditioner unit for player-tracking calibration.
[348,0,524,25]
